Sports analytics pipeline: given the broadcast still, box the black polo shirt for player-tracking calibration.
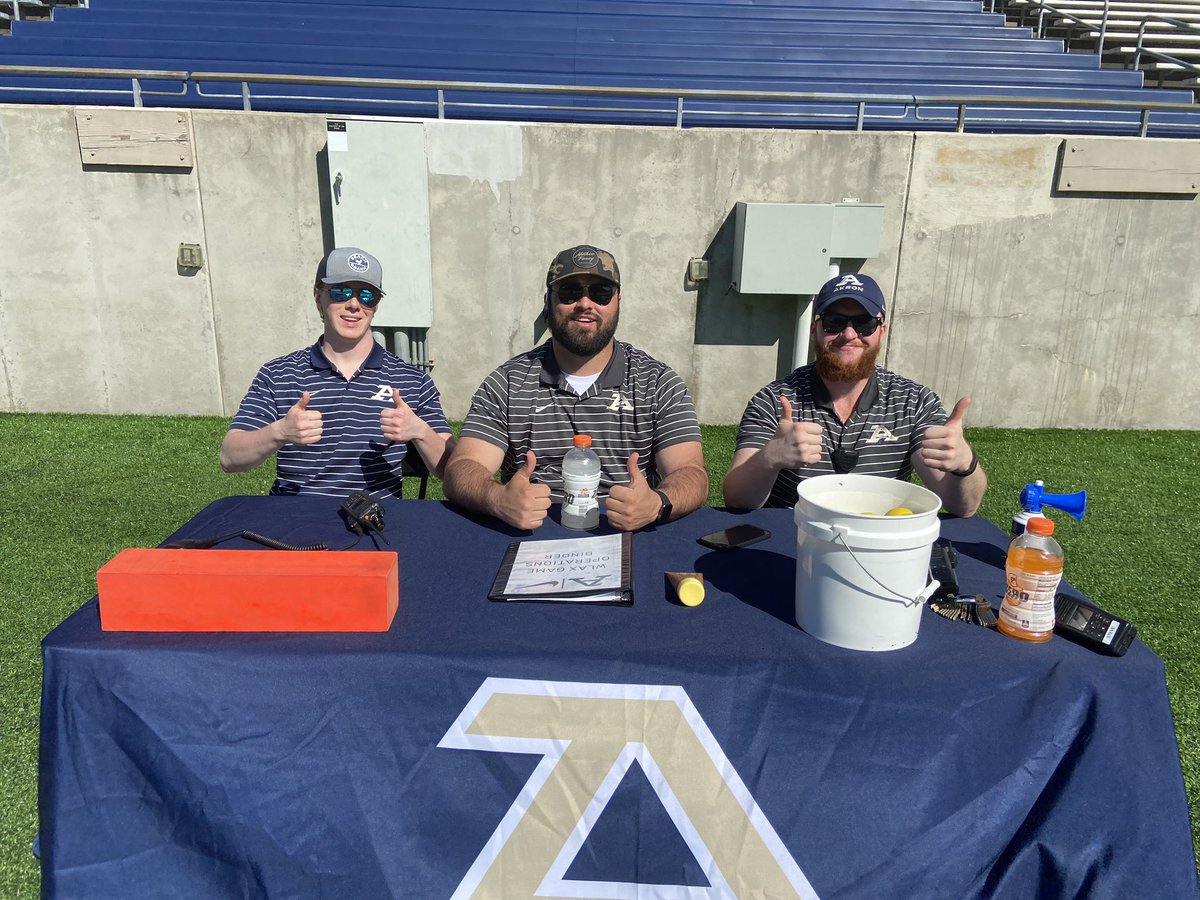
[461,339,701,500]
[735,365,948,508]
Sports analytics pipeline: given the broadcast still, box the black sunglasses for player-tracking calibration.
[554,282,617,305]
[819,313,882,337]
[327,286,382,308]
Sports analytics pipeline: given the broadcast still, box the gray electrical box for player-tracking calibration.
[732,201,886,294]
[325,119,434,328]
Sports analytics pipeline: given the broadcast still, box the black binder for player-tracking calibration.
[488,532,633,605]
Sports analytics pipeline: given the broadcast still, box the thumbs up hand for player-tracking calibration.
[606,452,660,532]
[380,387,424,443]
[764,395,823,470]
[921,397,975,474]
[498,450,551,530]
[281,391,323,445]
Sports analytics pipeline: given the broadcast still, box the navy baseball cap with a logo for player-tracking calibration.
[317,247,384,293]
[546,245,621,288]
[814,273,886,319]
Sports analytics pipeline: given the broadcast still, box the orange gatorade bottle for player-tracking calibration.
[998,516,1064,643]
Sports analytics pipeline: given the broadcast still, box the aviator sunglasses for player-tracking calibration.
[819,313,882,337]
[554,282,617,305]
[326,285,382,308]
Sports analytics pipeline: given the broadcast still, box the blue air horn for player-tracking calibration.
[1012,480,1087,535]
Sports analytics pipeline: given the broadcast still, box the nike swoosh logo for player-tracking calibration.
[535,404,551,413]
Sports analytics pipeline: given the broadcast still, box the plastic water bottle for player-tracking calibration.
[561,434,601,530]
[998,516,1064,643]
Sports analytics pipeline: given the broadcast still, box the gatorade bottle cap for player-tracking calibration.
[1026,516,1055,536]
[573,435,592,448]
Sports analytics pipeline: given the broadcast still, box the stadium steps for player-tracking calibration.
[0,0,85,36]
[1000,0,1200,93]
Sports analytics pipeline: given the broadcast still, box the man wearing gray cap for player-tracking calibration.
[444,244,708,531]
[220,247,454,499]
[723,272,985,516]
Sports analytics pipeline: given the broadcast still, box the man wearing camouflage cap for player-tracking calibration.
[220,246,454,499]
[445,244,708,531]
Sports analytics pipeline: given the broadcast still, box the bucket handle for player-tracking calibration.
[800,518,940,550]
[815,523,940,608]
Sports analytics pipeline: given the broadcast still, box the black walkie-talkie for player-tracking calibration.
[1054,593,1136,657]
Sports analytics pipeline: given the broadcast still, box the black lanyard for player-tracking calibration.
[827,413,869,474]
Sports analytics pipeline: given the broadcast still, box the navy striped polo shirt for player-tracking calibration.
[229,339,451,500]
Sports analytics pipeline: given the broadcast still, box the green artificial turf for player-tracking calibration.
[1,414,1196,895]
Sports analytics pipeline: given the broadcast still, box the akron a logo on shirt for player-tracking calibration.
[863,425,898,445]
[607,391,634,412]
[440,678,819,899]
[370,385,395,402]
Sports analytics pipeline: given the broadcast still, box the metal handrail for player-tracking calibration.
[1038,0,1111,55]
[0,63,188,104]
[0,63,1197,136]
[1132,15,1200,77]
[0,64,186,80]
[992,0,1112,54]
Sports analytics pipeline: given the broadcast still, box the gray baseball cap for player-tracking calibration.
[316,247,384,293]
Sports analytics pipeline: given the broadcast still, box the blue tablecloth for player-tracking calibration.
[39,496,1197,898]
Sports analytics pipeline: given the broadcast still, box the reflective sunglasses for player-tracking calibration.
[327,286,382,308]
[554,282,617,305]
[819,313,882,337]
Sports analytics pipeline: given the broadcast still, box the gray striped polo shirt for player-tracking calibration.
[735,365,948,509]
[461,339,702,500]
[229,339,451,500]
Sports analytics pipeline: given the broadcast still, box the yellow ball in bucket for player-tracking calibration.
[885,507,914,516]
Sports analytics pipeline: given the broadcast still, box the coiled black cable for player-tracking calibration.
[239,531,328,551]
[165,531,362,551]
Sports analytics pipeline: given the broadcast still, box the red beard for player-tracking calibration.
[814,337,881,382]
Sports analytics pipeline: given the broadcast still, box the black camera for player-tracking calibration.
[340,491,387,539]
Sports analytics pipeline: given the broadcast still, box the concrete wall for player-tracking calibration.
[1,104,1196,428]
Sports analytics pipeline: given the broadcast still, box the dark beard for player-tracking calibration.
[549,305,620,358]
[814,337,880,382]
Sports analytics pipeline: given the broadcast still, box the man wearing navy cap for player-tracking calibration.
[445,244,708,531]
[220,247,454,499]
[723,272,986,516]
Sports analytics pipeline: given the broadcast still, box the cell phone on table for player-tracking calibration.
[1054,593,1137,657]
[698,524,771,551]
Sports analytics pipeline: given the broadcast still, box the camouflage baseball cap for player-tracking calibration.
[545,245,621,288]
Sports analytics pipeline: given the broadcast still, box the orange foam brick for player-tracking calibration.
[97,549,399,632]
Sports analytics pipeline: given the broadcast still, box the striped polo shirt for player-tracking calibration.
[229,339,451,500]
[461,339,702,500]
[735,365,948,509]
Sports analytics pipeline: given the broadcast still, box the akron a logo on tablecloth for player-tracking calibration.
[439,678,819,899]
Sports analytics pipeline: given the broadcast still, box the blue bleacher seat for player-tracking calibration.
[1,0,1197,136]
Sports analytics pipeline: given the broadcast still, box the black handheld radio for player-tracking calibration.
[1054,593,1136,657]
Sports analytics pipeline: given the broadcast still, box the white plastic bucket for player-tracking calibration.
[794,474,942,651]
